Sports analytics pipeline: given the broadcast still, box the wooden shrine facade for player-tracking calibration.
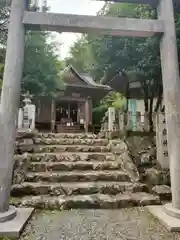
[35,66,111,133]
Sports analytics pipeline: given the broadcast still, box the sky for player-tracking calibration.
[46,0,105,59]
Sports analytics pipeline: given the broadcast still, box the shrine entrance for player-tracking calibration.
[56,101,78,125]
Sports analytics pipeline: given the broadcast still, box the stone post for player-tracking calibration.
[108,107,115,131]
[28,104,36,130]
[84,98,89,134]
[18,108,23,129]
[118,111,124,132]
[158,0,180,215]
[0,0,25,216]
[51,99,56,133]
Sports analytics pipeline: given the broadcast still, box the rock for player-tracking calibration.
[25,171,130,183]
[33,138,109,146]
[16,129,37,140]
[152,185,171,200]
[144,168,170,186]
[148,147,156,159]
[11,182,148,197]
[19,145,111,154]
[117,152,140,182]
[126,136,155,157]
[140,153,152,166]
[110,140,128,155]
[130,192,160,206]
[109,130,121,139]
[98,131,106,139]
[13,153,31,184]
[11,193,160,210]
[28,161,121,172]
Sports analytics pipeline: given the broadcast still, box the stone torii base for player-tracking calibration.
[0,208,34,237]
[147,205,180,232]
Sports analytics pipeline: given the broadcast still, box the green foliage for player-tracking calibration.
[0,2,9,46]
[22,30,64,96]
[66,2,180,121]
[0,2,64,96]
[101,92,126,110]
[93,91,126,125]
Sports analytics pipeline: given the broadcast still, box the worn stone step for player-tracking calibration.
[18,145,111,153]
[11,182,148,197]
[152,185,171,201]
[11,193,160,209]
[33,138,109,146]
[25,171,130,183]
[14,152,115,163]
[37,133,98,139]
[28,161,121,172]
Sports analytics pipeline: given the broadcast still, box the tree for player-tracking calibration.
[93,91,126,125]
[0,2,9,45]
[66,2,180,131]
[22,30,64,97]
[0,2,64,97]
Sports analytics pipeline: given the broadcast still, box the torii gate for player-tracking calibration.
[0,0,180,235]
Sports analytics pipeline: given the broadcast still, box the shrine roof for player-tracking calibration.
[59,65,111,100]
[61,65,111,91]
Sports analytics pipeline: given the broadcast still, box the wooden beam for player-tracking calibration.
[23,11,164,37]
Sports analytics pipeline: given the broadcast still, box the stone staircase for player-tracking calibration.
[11,133,160,209]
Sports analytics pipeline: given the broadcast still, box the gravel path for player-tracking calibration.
[18,207,180,240]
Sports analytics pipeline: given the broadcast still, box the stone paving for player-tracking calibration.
[18,207,180,240]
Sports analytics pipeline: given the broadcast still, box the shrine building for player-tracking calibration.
[34,65,111,133]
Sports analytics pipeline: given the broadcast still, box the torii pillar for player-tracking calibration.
[148,0,180,231]
[0,0,33,237]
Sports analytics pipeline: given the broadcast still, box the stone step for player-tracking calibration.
[11,193,160,209]
[25,171,130,183]
[15,152,115,162]
[33,138,109,146]
[37,133,98,139]
[28,161,121,172]
[152,185,171,201]
[11,182,148,197]
[18,145,110,153]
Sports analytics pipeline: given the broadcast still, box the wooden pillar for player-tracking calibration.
[68,103,71,119]
[37,99,41,122]
[77,102,80,123]
[85,98,89,134]
[51,99,56,132]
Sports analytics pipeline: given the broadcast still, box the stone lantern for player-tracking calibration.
[22,92,36,130]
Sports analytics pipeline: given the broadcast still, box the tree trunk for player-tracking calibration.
[154,84,163,112]
[149,95,154,132]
